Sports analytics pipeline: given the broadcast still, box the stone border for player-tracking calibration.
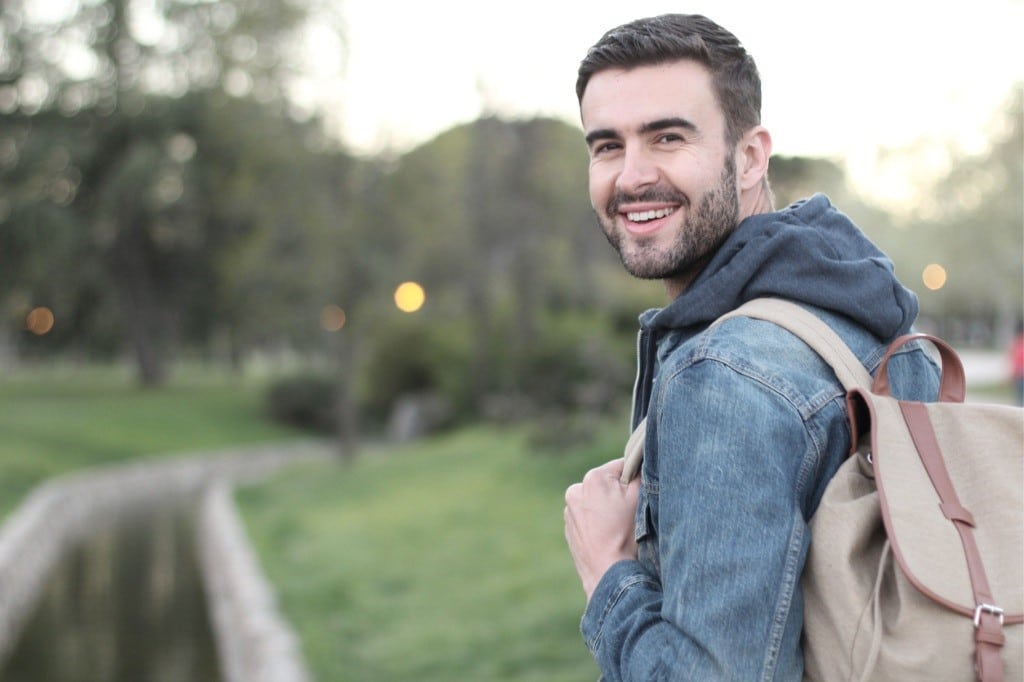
[0,441,330,677]
[198,482,311,682]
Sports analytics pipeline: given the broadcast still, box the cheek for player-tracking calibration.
[588,166,614,210]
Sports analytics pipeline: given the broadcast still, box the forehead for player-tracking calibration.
[580,60,723,135]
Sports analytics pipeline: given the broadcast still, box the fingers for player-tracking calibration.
[580,458,626,486]
[564,481,582,506]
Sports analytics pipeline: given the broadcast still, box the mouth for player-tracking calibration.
[619,205,678,235]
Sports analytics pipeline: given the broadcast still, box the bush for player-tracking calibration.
[353,306,638,437]
[265,375,337,433]
[508,311,634,412]
[356,314,473,428]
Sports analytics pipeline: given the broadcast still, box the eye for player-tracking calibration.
[590,141,622,157]
[655,132,685,144]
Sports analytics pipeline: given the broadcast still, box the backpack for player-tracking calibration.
[620,297,1023,681]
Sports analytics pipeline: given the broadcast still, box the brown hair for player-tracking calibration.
[576,14,762,146]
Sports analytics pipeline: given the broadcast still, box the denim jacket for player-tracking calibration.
[581,306,940,681]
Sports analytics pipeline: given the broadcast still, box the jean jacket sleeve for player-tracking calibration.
[581,352,840,681]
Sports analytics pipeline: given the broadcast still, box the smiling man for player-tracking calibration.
[563,14,939,680]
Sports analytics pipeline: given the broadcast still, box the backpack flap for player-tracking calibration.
[855,388,1024,623]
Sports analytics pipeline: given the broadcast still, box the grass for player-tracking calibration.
[235,424,618,681]
[0,363,307,517]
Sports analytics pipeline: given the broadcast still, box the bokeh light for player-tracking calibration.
[320,304,347,331]
[25,307,55,335]
[394,282,425,313]
[922,264,948,291]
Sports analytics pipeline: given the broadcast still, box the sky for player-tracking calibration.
[321,0,1022,204]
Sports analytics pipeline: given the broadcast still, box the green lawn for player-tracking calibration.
[235,425,616,681]
[0,364,306,517]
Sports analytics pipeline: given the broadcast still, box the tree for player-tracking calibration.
[0,0,347,384]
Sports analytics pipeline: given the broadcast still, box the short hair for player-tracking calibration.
[576,14,762,146]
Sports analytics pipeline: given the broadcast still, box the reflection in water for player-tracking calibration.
[0,505,222,682]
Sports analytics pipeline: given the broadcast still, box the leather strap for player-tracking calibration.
[900,401,1006,682]
[874,333,966,402]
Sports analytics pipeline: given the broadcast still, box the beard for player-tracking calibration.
[598,155,739,281]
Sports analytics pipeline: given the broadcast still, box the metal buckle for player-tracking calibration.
[973,603,1005,628]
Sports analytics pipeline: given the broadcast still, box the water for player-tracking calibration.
[0,506,222,682]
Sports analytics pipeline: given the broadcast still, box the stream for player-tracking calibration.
[0,505,222,681]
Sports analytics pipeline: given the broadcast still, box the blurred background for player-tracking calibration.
[0,0,1021,680]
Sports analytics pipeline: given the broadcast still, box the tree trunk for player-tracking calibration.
[335,333,359,462]
[108,223,171,388]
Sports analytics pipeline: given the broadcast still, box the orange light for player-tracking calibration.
[25,307,55,335]
[922,264,947,291]
[320,304,347,332]
[394,282,425,313]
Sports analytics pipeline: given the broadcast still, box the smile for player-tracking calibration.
[626,207,676,222]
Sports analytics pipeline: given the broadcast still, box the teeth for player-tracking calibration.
[627,207,675,222]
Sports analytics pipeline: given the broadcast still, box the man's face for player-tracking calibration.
[580,60,739,287]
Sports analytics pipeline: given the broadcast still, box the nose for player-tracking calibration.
[615,146,659,195]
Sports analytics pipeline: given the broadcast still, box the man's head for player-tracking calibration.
[576,14,762,149]
[577,15,773,297]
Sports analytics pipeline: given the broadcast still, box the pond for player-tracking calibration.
[0,505,222,682]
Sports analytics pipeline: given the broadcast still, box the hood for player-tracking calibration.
[642,194,918,341]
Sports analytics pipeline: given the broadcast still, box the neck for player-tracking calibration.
[740,181,775,221]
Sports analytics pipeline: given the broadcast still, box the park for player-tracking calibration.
[1,0,1021,679]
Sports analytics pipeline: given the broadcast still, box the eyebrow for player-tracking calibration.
[584,117,699,146]
[641,117,698,135]
[584,128,618,147]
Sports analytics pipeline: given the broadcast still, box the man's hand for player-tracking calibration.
[564,458,640,601]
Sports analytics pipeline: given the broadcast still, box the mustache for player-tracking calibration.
[607,188,690,215]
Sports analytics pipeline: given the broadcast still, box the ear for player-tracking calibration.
[736,126,772,191]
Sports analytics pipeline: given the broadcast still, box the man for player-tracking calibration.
[563,14,939,680]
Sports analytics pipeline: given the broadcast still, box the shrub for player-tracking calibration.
[355,314,473,428]
[265,375,337,433]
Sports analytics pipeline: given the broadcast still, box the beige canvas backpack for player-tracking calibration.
[621,298,1023,680]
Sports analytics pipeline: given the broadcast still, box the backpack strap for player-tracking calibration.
[714,298,874,392]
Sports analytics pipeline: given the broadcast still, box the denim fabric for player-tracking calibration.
[581,307,939,681]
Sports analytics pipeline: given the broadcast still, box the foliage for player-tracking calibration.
[0,0,347,386]
[235,423,624,681]
[265,374,337,433]
[353,311,471,427]
[347,291,638,436]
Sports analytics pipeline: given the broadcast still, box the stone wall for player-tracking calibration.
[198,482,312,682]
